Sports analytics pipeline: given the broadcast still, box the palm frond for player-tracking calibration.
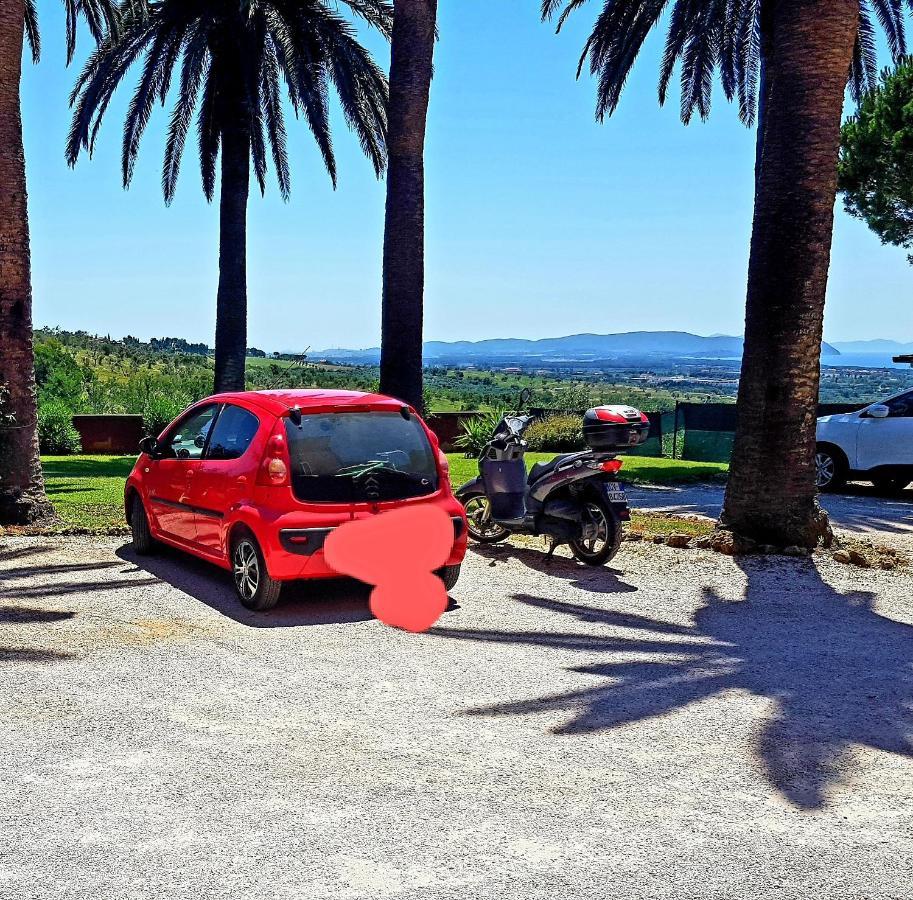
[24,0,41,63]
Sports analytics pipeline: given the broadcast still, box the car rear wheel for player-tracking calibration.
[129,498,156,555]
[871,476,911,497]
[232,533,282,611]
[815,447,846,492]
[437,564,461,592]
[570,498,622,566]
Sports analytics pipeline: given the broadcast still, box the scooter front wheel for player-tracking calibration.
[570,498,622,566]
[462,492,511,544]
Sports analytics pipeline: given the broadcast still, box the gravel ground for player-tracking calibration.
[1,535,913,899]
[628,483,913,550]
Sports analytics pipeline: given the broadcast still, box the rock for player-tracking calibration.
[652,535,665,545]
[879,559,896,571]
[848,549,871,568]
[690,535,714,551]
[783,545,809,558]
[624,532,643,542]
[665,533,692,549]
[832,550,852,564]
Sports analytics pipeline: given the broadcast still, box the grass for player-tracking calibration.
[37,453,728,534]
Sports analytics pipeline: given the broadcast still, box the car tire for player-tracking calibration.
[437,564,461,592]
[871,476,911,497]
[231,532,282,611]
[129,498,156,555]
[815,446,847,492]
[570,497,623,566]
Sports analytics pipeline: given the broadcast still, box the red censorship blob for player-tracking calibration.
[324,505,454,633]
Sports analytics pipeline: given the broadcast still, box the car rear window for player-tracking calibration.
[284,411,439,503]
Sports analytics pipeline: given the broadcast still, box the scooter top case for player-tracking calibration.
[583,405,650,452]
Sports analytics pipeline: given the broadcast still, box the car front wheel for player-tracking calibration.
[232,533,282,611]
[815,447,846,492]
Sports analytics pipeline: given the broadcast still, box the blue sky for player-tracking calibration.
[22,1,913,351]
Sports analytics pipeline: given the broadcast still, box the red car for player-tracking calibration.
[125,389,468,610]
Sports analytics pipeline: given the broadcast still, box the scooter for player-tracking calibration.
[455,391,650,566]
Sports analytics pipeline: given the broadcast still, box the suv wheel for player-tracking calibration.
[815,447,846,492]
[232,532,282,611]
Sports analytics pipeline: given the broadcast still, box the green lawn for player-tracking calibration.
[40,453,727,534]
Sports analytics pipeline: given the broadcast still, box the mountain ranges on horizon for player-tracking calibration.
[311,330,844,362]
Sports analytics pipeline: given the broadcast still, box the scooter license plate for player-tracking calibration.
[605,482,627,503]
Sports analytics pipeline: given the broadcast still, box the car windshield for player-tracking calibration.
[284,411,439,503]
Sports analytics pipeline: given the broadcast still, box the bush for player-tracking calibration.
[142,390,193,436]
[524,414,585,452]
[454,409,505,457]
[38,401,81,454]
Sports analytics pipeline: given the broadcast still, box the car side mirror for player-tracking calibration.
[866,404,890,419]
[139,436,161,457]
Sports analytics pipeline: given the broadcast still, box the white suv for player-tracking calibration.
[816,389,913,494]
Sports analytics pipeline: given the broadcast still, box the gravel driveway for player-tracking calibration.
[628,483,913,549]
[1,536,912,899]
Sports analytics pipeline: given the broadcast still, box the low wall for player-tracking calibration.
[424,412,481,452]
[72,415,145,455]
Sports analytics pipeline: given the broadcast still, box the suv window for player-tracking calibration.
[207,405,260,460]
[160,405,217,460]
[885,391,913,418]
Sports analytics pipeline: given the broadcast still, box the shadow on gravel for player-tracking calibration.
[0,606,76,624]
[470,543,637,595]
[434,559,913,810]
[115,544,469,628]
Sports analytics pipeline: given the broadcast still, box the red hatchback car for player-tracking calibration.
[125,390,468,610]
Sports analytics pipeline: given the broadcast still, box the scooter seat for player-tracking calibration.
[528,453,586,484]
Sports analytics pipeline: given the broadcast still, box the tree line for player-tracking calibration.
[2,0,912,548]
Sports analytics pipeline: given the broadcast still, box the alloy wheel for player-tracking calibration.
[815,452,835,489]
[579,502,609,555]
[464,495,507,540]
[233,540,260,601]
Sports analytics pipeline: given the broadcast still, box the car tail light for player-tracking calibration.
[601,459,624,475]
[257,430,291,486]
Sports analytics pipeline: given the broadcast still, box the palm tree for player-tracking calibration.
[0,0,117,525]
[544,0,911,547]
[378,0,437,412]
[67,0,391,393]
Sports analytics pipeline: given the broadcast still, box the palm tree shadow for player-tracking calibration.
[433,559,913,809]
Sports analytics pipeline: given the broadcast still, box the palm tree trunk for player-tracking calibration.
[0,0,53,525]
[213,125,250,394]
[379,0,437,413]
[721,0,858,547]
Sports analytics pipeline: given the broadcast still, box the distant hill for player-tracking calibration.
[315,331,841,363]
[831,339,913,354]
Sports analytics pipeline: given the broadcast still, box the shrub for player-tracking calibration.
[142,390,193,436]
[38,401,81,454]
[524,414,585,452]
[454,409,505,457]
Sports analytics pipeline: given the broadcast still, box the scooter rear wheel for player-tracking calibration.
[570,497,622,566]
[462,492,510,544]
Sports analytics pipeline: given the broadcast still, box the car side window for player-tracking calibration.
[206,405,260,461]
[160,405,217,460]
[885,391,913,418]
